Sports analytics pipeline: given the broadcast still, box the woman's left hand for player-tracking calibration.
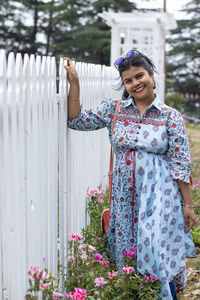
[183,207,196,232]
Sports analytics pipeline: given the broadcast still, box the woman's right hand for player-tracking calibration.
[63,57,79,85]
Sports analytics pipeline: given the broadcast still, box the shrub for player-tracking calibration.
[25,188,161,299]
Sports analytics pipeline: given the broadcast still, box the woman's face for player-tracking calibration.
[121,66,154,103]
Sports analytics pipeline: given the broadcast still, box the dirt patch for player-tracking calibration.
[179,253,200,300]
[187,125,200,180]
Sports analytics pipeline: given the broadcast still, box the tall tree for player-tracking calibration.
[166,0,200,94]
[0,0,45,55]
[46,0,137,65]
[1,0,137,64]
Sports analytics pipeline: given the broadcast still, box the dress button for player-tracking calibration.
[137,132,139,134]
[139,120,142,123]
[134,139,138,142]
[138,125,141,129]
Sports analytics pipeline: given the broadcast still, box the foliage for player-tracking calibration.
[25,265,62,299]
[62,188,161,299]
[0,0,137,65]
[186,122,200,247]
[165,92,186,111]
[81,188,109,256]
[25,188,161,299]
[63,235,161,299]
[191,178,200,246]
[166,0,200,95]
[191,226,200,247]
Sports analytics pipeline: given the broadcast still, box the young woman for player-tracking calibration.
[64,50,197,299]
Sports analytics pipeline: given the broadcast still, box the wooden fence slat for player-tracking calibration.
[0,51,121,299]
[0,49,7,300]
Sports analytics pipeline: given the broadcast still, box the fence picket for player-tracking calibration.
[0,49,7,299]
[0,50,121,299]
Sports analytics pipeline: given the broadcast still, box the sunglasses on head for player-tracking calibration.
[114,49,137,69]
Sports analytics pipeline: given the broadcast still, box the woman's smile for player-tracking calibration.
[122,66,154,104]
[135,86,145,93]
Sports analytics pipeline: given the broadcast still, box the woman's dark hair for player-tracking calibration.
[116,50,157,99]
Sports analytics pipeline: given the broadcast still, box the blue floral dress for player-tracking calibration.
[68,96,196,299]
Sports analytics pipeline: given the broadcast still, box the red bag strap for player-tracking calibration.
[108,100,121,208]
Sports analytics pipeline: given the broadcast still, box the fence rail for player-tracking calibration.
[0,50,120,299]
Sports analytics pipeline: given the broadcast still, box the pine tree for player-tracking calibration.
[0,0,46,55]
[46,0,137,65]
[167,0,200,94]
[1,0,137,64]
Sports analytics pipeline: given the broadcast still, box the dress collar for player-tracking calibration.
[121,95,162,112]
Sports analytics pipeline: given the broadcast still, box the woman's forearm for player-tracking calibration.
[68,81,81,120]
[63,57,81,120]
[178,181,193,207]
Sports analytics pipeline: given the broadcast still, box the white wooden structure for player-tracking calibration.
[0,50,120,300]
[100,11,177,102]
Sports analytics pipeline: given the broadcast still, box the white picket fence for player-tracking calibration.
[0,50,120,299]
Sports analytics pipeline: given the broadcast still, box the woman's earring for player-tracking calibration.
[153,79,156,89]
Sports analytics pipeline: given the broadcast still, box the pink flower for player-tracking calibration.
[88,245,96,252]
[99,260,110,268]
[150,275,158,282]
[122,251,127,256]
[108,271,118,278]
[69,233,83,242]
[74,288,87,297]
[122,266,135,274]
[68,256,74,262]
[80,253,88,262]
[87,188,104,200]
[69,292,76,298]
[41,270,48,279]
[97,195,105,203]
[28,266,46,280]
[52,291,63,299]
[79,244,86,251]
[28,265,40,277]
[69,292,85,300]
[93,253,103,261]
[130,247,137,254]
[94,277,108,287]
[145,275,150,282]
[40,282,50,290]
[127,251,135,258]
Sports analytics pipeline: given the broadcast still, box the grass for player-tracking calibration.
[180,122,200,299]
[187,123,200,180]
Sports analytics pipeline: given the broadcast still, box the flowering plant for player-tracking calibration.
[63,233,161,299]
[25,264,63,299]
[63,188,161,299]
[25,187,161,299]
[81,187,109,256]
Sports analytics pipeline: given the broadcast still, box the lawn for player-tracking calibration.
[180,123,200,300]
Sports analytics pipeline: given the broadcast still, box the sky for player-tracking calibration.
[133,0,189,19]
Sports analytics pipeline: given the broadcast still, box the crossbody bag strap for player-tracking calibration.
[108,100,121,208]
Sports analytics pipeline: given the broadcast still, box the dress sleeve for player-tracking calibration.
[167,109,191,183]
[67,98,116,131]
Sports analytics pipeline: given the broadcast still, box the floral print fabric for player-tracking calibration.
[68,96,196,299]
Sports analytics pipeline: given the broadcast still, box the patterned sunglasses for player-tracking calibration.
[114,49,137,69]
